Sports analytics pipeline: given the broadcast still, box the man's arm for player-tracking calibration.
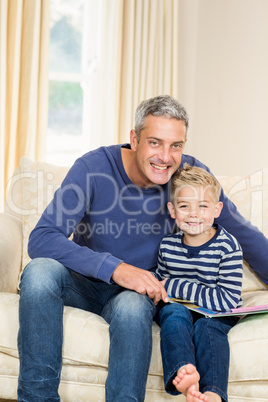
[112,262,169,305]
[216,191,268,285]
[28,158,122,283]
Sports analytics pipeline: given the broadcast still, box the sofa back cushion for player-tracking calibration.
[5,157,68,272]
[218,171,268,292]
[5,157,268,293]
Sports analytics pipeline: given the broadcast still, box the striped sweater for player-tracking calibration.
[154,225,243,312]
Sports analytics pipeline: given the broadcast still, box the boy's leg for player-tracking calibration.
[17,258,123,401]
[101,290,156,402]
[155,302,196,395]
[193,316,239,402]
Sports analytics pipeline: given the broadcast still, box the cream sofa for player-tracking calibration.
[1,157,268,402]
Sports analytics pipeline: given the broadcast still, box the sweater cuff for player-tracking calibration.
[97,255,123,284]
[164,278,172,294]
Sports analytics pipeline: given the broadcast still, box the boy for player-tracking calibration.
[154,164,243,402]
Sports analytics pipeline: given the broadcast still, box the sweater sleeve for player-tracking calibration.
[28,158,122,283]
[153,245,170,281]
[164,249,243,312]
[215,192,268,285]
[182,155,268,285]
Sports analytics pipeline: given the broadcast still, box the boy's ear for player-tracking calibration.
[167,202,176,219]
[214,201,223,218]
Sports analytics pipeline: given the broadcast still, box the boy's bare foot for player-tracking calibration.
[189,389,222,402]
[187,389,209,402]
[203,391,222,402]
[172,363,200,394]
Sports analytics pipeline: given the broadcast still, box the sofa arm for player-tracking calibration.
[0,213,22,293]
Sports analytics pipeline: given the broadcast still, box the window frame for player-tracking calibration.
[47,0,101,165]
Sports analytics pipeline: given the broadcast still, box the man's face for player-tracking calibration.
[130,115,187,187]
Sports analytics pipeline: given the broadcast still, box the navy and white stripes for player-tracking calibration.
[154,225,243,312]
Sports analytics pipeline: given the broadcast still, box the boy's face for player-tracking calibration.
[167,185,223,237]
[130,115,187,187]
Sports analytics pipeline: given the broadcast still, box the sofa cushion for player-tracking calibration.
[218,171,268,293]
[0,293,163,375]
[5,157,68,274]
[1,292,268,399]
[0,355,183,401]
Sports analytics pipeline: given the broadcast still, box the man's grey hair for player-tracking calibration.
[134,95,189,141]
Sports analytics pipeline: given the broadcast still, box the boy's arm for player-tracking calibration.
[152,247,171,281]
[164,249,243,312]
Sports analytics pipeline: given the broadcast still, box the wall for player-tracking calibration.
[178,0,268,176]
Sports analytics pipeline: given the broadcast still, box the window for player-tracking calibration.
[47,0,100,166]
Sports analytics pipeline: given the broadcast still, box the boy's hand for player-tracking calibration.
[112,262,169,305]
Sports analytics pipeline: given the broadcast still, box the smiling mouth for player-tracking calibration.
[151,163,169,170]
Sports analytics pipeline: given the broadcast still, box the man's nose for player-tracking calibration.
[158,147,171,163]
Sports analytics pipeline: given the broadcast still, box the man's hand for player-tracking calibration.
[111,262,169,305]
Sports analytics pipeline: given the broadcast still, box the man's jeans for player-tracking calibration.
[155,302,238,402]
[17,258,156,401]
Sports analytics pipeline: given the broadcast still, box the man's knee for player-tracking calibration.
[118,291,155,316]
[19,258,67,294]
[103,290,156,324]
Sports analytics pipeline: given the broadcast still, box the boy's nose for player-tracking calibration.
[188,207,198,217]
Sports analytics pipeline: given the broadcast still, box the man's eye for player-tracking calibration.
[149,141,159,146]
[173,143,183,149]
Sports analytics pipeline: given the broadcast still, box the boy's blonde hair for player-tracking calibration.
[170,164,221,204]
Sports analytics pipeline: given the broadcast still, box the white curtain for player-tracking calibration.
[0,0,180,210]
[93,0,180,147]
[0,0,49,211]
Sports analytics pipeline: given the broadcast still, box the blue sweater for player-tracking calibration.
[28,144,268,285]
[154,225,243,312]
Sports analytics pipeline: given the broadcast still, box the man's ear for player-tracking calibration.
[214,201,223,218]
[130,129,138,151]
[167,202,176,219]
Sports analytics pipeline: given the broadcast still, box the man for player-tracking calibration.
[18,95,268,401]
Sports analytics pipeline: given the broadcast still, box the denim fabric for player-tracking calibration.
[17,258,156,401]
[155,302,238,402]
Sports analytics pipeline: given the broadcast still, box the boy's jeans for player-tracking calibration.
[17,258,156,401]
[155,302,239,402]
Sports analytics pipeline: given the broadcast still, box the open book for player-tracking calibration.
[168,297,268,318]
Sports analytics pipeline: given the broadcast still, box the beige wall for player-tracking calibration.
[177,0,268,176]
